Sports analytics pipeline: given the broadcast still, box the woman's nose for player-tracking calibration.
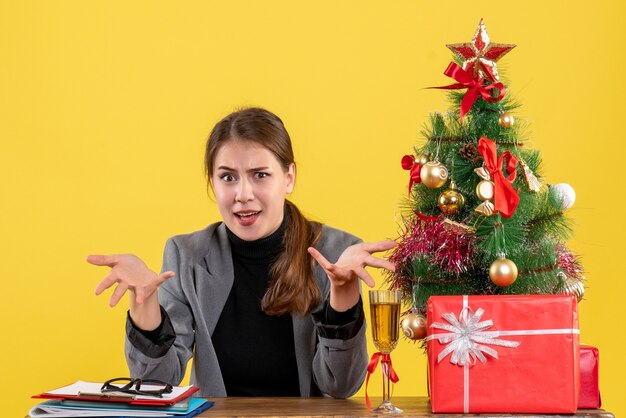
[235,178,254,202]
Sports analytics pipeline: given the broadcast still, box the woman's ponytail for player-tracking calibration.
[262,200,322,316]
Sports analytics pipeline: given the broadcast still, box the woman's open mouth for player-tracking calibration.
[234,210,261,226]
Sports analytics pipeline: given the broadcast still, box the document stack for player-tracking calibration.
[29,381,212,418]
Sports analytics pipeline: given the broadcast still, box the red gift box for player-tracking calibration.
[579,345,601,409]
[427,294,580,414]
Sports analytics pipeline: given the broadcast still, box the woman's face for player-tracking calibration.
[212,139,295,241]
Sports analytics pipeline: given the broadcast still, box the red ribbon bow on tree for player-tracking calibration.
[432,62,506,121]
[477,136,520,218]
[401,155,422,197]
[365,352,399,410]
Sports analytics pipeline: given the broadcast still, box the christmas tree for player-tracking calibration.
[389,19,585,340]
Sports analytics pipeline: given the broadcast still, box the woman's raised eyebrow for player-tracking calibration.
[216,165,271,172]
[216,165,235,171]
[249,166,271,172]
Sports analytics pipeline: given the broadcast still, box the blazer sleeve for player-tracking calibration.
[310,228,369,398]
[124,238,195,385]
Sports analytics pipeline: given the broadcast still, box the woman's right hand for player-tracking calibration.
[87,254,175,330]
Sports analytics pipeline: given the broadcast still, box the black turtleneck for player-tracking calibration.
[211,216,301,396]
[129,215,364,395]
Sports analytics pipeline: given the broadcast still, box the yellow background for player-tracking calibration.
[2,1,624,416]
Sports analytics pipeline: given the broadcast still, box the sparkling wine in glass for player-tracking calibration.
[369,289,402,414]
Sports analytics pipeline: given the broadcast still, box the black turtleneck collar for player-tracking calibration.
[225,212,288,262]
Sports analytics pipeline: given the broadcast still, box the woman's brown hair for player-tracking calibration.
[205,107,323,316]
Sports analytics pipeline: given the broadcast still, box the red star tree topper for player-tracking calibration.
[446,18,515,82]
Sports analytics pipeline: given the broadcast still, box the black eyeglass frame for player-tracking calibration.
[101,377,173,398]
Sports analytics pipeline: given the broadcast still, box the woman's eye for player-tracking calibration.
[220,173,236,182]
[255,172,269,179]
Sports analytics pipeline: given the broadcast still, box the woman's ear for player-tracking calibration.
[286,163,296,194]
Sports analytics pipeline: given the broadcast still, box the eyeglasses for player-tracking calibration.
[101,377,173,398]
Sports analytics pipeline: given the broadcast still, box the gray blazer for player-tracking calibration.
[125,222,368,398]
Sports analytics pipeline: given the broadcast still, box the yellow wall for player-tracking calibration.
[2,1,624,416]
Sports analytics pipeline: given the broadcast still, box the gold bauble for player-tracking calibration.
[420,161,449,189]
[489,257,518,286]
[475,180,495,201]
[415,153,429,165]
[401,313,428,340]
[498,112,515,128]
[560,273,585,302]
[438,187,465,215]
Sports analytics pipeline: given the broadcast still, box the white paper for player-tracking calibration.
[45,381,193,401]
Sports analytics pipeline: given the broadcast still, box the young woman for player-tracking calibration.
[88,107,396,398]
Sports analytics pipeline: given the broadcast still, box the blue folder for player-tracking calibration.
[31,397,213,417]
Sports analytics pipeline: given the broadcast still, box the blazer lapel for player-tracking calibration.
[198,223,234,336]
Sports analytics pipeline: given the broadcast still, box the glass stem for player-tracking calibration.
[382,360,390,403]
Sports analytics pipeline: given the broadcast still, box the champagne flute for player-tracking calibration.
[369,289,402,414]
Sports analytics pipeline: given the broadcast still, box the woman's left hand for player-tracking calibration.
[308,239,397,311]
